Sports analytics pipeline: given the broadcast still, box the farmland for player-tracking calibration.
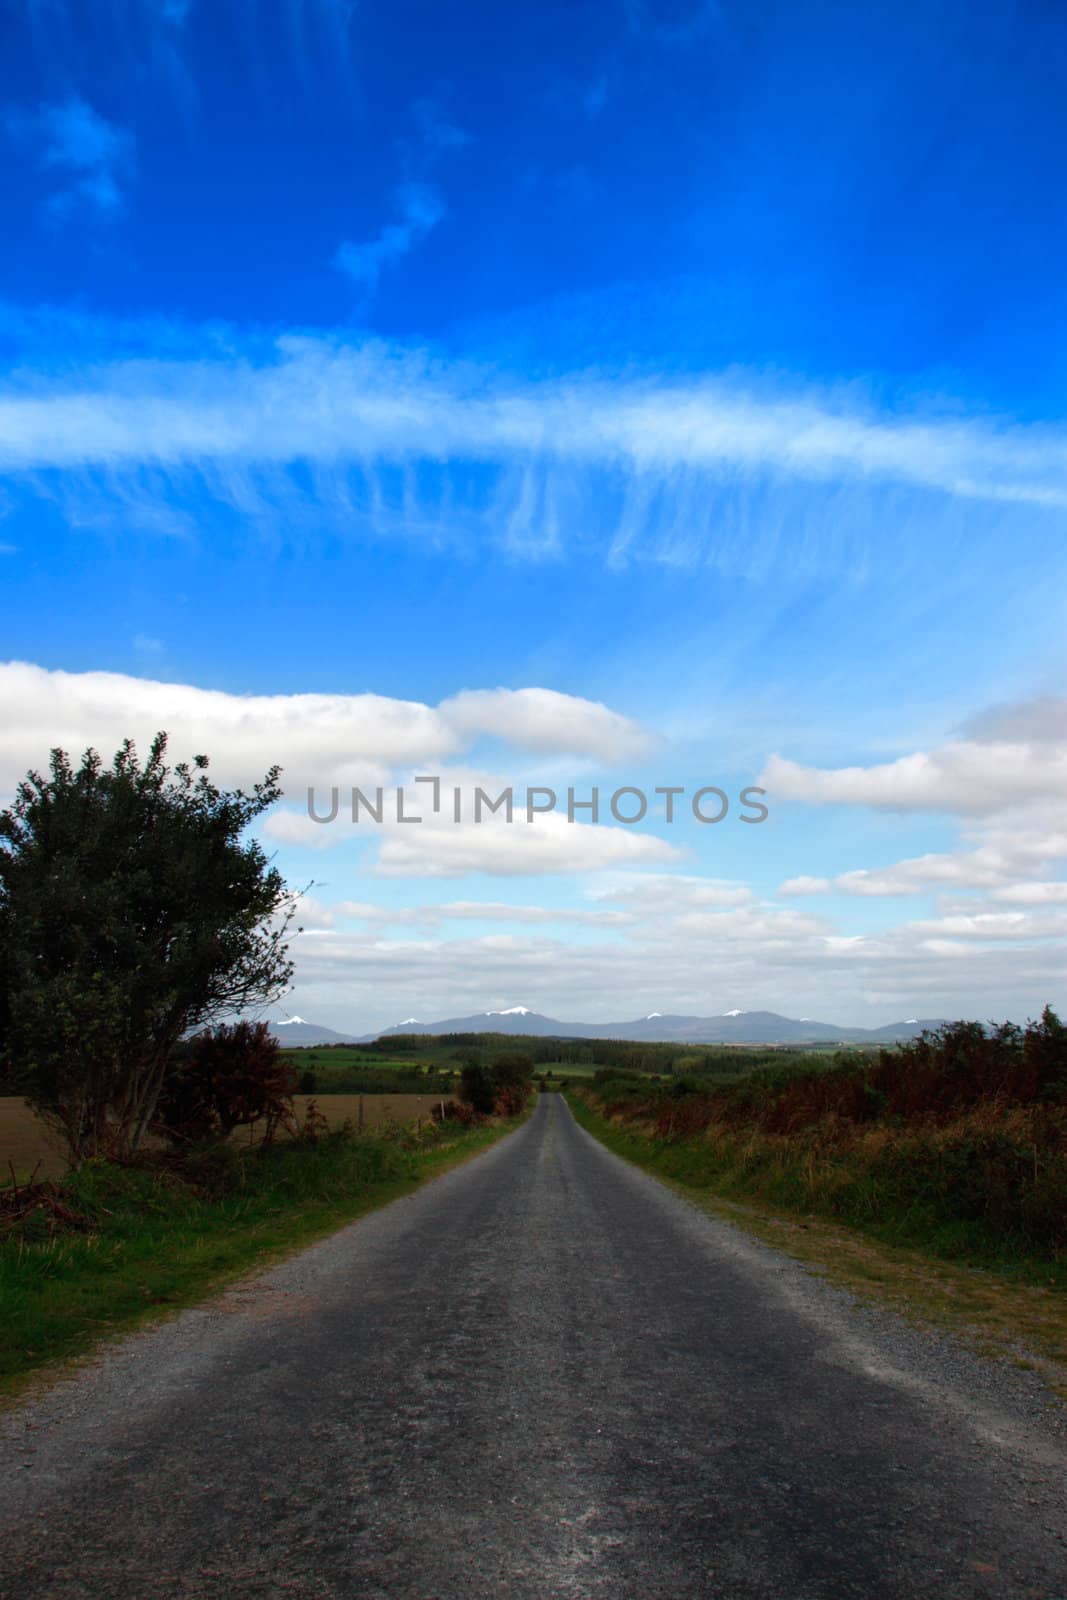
[0,1094,450,1182]
[1,1031,854,1183]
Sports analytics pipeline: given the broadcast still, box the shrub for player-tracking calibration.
[154,1021,297,1147]
[459,1062,496,1116]
[491,1052,534,1115]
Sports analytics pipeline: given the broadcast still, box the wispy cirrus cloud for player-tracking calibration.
[335,99,470,297]
[4,323,1067,573]
[12,96,135,221]
[335,184,446,292]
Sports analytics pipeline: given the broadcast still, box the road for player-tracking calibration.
[1,1094,1065,1599]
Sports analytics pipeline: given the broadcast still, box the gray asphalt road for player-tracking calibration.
[2,1094,1065,1600]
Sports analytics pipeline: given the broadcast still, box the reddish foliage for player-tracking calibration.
[594,1008,1067,1140]
[431,1099,477,1125]
[154,1021,297,1146]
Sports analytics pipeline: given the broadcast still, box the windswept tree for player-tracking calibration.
[0,734,296,1164]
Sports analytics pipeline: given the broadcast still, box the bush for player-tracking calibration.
[154,1021,297,1147]
[491,1052,534,1116]
[459,1062,496,1115]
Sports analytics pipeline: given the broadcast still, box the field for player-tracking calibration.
[0,1094,449,1182]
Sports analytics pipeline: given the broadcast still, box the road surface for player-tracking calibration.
[1,1094,1065,1598]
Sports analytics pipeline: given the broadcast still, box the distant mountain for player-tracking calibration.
[352,1008,948,1046]
[265,1016,363,1047]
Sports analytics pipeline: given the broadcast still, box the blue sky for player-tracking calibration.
[2,0,1066,1029]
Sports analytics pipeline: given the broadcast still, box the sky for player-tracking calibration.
[1,0,1066,1032]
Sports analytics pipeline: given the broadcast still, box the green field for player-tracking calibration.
[280,1030,852,1094]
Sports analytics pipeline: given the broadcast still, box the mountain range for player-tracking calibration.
[264,1008,947,1048]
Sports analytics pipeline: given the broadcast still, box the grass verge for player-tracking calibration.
[568,1093,1067,1401]
[1,1111,525,1403]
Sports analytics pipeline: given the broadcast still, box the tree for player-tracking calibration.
[491,1051,534,1115]
[458,1060,496,1116]
[0,734,296,1164]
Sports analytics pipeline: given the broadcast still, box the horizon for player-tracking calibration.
[261,1002,978,1040]
[3,0,1066,1030]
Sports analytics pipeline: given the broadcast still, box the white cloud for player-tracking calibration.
[439,687,655,763]
[0,661,652,795]
[832,852,1012,895]
[263,825,1067,1028]
[371,831,676,879]
[775,786,1067,906]
[588,872,756,910]
[332,899,634,927]
[4,335,1067,530]
[907,909,1067,942]
[960,695,1067,744]
[987,881,1067,905]
[762,717,1067,817]
[282,911,1067,1034]
[371,803,682,878]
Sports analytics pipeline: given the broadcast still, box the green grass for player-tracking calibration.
[0,1111,525,1400]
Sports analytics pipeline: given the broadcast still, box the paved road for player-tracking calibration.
[2,1095,1065,1599]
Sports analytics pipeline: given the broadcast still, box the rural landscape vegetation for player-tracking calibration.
[4,1,1067,1592]
[2,734,1064,1401]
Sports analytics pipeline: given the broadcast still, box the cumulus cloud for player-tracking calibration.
[371,807,680,878]
[906,909,1067,942]
[988,881,1067,905]
[762,693,1067,816]
[439,687,655,763]
[587,873,756,910]
[832,852,1012,895]
[330,899,634,927]
[264,833,1066,1027]
[960,695,1067,744]
[778,801,1067,905]
[0,661,652,794]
